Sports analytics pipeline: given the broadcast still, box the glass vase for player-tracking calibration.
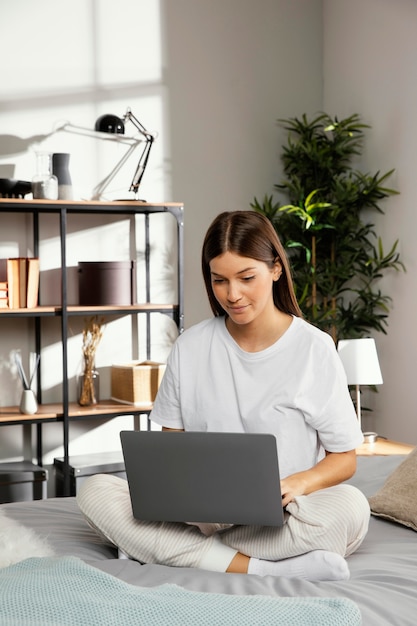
[77,368,100,406]
[32,152,58,200]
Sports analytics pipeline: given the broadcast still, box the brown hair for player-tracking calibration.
[201,211,302,317]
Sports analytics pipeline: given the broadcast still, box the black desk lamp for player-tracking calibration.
[95,108,155,200]
[58,108,157,201]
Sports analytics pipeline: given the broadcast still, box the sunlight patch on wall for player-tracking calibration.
[0,0,162,95]
[95,0,163,85]
[0,0,94,96]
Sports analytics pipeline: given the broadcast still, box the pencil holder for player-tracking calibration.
[19,389,38,415]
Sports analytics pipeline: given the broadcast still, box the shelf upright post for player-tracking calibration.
[176,206,184,334]
[129,215,139,361]
[59,205,70,496]
[33,210,43,466]
[166,205,184,334]
[145,212,151,359]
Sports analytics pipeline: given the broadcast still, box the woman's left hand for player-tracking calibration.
[280,450,357,507]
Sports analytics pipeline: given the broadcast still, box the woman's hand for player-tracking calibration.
[280,474,310,507]
[280,450,357,507]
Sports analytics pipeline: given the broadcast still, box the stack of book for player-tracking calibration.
[0,258,40,309]
[0,281,7,308]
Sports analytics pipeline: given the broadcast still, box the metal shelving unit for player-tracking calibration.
[0,198,184,495]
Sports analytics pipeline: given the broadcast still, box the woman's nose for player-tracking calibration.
[227,282,241,302]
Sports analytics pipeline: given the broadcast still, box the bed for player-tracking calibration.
[1,453,416,625]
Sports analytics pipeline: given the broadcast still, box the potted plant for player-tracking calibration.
[251,113,404,342]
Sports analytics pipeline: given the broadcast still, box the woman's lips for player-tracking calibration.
[228,305,248,313]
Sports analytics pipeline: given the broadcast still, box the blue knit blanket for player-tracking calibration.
[0,556,361,625]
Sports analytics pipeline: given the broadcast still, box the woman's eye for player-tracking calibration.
[212,278,224,284]
[243,275,255,282]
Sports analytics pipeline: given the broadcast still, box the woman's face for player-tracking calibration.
[209,251,281,326]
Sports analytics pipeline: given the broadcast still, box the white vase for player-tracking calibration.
[19,389,38,415]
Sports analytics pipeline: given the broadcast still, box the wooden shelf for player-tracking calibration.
[0,400,152,425]
[0,303,178,316]
[0,404,60,424]
[66,304,177,316]
[0,306,58,317]
[0,198,184,215]
[66,400,153,420]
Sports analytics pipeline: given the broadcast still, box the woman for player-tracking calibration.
[78,210,370,581]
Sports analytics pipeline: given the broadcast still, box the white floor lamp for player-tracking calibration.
[337,338,383,443]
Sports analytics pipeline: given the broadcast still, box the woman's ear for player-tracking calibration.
[273,259,282,281]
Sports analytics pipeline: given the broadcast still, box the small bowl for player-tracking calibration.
[363,432,378,444]
[0,178,32,198]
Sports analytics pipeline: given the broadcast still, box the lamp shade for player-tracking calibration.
[95,114,125,134]
[337,338,383,386]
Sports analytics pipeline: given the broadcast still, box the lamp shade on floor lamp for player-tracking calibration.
[338,338,383,440]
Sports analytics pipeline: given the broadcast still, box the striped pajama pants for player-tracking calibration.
[77,474,370,572]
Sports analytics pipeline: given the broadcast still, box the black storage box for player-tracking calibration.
[54,451,126,496]
[78,261,137,306]
[0,461,48,503]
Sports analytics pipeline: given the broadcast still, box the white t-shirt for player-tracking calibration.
[151,316,363,479]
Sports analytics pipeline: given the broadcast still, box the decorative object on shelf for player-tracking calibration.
[19,389,38,415]
[31,152,58,200]
[57,107,157,200]
[14,352,39,415]
[338,338,383,442]
[77,368,100,408]
[78,316,104,406]
[78,261,136,306]
[0,279,7,308]
[1,257,40,309]
[111,361,166,406]
[0,179,32,198]
[52,153,73,200]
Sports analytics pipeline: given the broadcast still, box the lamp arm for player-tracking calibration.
[56,122,139,146]
[122,109,156,143]
[129,136,154,194]
[90,142,139,201]
[122,109,156,197]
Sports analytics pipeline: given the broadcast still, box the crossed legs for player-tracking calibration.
[77,475,370,580]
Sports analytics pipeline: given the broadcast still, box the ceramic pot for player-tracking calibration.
[19,389,38,415]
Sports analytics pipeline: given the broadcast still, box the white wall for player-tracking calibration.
[162,0,323,326]
[0,0,323,471]
[323,0,417,443]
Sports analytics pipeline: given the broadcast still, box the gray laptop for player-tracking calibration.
[120,430,284,527]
